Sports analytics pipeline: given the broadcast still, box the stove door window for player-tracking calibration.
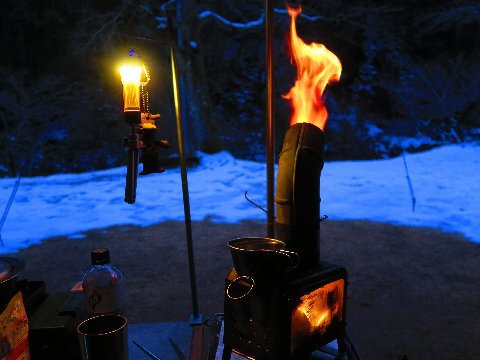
[290,279,345,353]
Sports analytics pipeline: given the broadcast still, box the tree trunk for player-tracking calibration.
[176,0,213,155]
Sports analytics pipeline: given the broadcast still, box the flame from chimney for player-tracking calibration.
[283,6,342,130]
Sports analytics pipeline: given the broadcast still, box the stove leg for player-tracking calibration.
[337,335,347,359]
[336,335,347,360]
[337,333,360,360]
[222,346,232,360]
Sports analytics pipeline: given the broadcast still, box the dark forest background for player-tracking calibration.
[0,0,479,177]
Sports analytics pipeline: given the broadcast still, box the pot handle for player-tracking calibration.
[226,276,255,300]
[277,249,301,271]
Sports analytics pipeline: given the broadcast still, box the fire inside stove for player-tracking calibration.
[290,279,345,354]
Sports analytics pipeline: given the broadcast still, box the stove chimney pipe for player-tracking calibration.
[275,122,324,267]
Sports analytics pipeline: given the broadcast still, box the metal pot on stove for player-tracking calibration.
[228,237,300,278]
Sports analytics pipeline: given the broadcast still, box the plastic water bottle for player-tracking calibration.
[81,248,124,316]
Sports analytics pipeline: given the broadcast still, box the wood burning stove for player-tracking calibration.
[222,124,358,360]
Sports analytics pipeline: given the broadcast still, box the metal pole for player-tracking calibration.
[266,0,275,238]
[168,17,201,323]
[265,0,275,238]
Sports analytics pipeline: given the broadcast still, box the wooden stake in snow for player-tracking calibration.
[0,176,21,246]
[402,151,416,212]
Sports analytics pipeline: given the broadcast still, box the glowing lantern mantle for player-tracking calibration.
[284,6,342,130]
[119,65,143,112]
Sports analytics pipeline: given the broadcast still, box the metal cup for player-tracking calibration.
[77,314,128,360]
[228,237,301,278]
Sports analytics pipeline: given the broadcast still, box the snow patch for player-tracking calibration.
[0,144,479,253]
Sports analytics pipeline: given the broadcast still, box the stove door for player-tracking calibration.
[282,263,347,359]
[290,278,345,355]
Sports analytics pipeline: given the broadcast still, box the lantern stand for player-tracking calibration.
[119,32,202,356]
[167,15,204,360]
[120,55,144,204]
[167,16,201,325]
[120,53,170,204]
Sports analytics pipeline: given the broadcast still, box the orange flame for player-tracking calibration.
[283,6,342,130]
[290,279,345,353]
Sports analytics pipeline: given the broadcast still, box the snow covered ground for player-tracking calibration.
[0,143,478,253]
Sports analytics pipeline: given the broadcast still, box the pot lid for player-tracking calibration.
[0,257,24,283]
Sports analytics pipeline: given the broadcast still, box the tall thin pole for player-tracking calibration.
[168,17,200,323]
[266,0,275,238]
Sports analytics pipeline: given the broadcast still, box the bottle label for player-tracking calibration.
[85,285,121,314]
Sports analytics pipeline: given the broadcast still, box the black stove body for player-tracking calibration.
[223,263,347,360]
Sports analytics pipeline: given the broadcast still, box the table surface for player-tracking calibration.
[129,321,340,360]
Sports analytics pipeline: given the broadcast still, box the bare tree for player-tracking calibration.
[0,69,76,175]
[392,55,480,141]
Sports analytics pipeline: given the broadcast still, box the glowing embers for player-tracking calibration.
[284,6,342,130]
[291,279,345,354]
